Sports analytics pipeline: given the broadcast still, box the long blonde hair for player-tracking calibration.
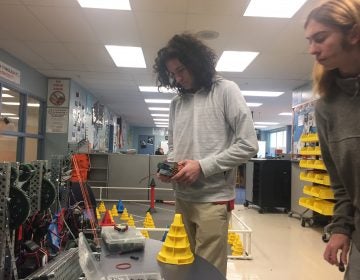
[305,0,360,97]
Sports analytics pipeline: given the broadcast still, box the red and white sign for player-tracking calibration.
[0,60,21,84]
[47,79,70,107]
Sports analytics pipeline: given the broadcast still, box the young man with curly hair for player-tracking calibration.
[153,33,258,276]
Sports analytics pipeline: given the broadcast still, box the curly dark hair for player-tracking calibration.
[153,33,217,94]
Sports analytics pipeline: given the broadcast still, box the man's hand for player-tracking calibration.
[170,160,201,184]
[156,173,172,183]
[323,233,350,267]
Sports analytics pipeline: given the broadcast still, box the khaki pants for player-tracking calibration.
[175,198,231,277]
[345,244,360,280]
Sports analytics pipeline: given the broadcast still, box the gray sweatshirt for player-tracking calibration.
[315,75,360,251]
[167,76,258,202]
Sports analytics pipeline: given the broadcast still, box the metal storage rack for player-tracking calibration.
[298,133,335,227]
[87,153,109,199]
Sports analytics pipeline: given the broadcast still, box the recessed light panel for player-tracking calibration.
[148,107,170,111]
[254,121,279,125]
[242,91,284,97]
[1,94,13,98]
[254,125,267,128]
[244,0,308,18]
[151,114,169,117]
[216,51,258,72]
[139,86,177,94]
[246,103,263,107]
[153,119,169,122]
[145,99,172,104]
[105,45,146,68]
[77,0,131,10]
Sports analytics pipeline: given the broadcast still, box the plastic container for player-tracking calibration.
[101,226,145,254]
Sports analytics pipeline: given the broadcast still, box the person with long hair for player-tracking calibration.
[304,1,360,278]
[153,33,258,276]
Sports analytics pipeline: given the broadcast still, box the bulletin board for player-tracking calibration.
[292,100,317,158]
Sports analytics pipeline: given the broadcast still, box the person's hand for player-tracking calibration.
[171,160,201,185]
[156,173,172,183]
[323,233,350,267]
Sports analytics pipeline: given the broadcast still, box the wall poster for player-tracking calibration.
[46,108,69,133]
[292,100,317,158]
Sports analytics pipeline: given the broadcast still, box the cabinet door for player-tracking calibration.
[258,161,291,208]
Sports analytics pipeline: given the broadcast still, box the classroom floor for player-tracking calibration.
[103,201,344,280]
[228,205,343,280]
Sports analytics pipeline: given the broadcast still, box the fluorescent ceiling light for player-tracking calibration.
[254,125,267,128]
[8,116,19,120]
[153,118,169,122]
[105,45,146,68]
[148,107,169,111]
[246,102,262,107]
[154,122,169,125]
[2,87,9,91]
[255,121,279,125]
[216,51,258,72]
[2,102,19,105]
[156,124,168,128]
[242,91,284,97]
[1,113,16,116]
[244,0,308,18]
[2,94,13,98]
[151,114,169,117]
[2,102,40,107]
[77,0,131,10]
[279,112,292,116]
[139,86,177,94]
[144,99,172,104]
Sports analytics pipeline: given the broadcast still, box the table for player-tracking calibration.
[100,238,226,280]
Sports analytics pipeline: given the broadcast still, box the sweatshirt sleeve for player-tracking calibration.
[315,107,355,237]
[166,100,175,162]
[199,81,258,177]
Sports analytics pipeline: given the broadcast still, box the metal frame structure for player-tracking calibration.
[29,160,47,214]
[0,162,19,280]
[24,248,82,280]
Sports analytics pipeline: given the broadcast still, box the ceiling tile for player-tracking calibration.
[135,11,187,47]
[187,0,248,15]
[22,0,79,7]
[25,41,81,64]
[28,6,99,43]
[131,0,189,13]
[0,39,52,68]
[0,5,58,42]
[83,9,140,45]
[64,43,114,66]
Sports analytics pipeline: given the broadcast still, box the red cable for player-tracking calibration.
[116,263,131,270]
